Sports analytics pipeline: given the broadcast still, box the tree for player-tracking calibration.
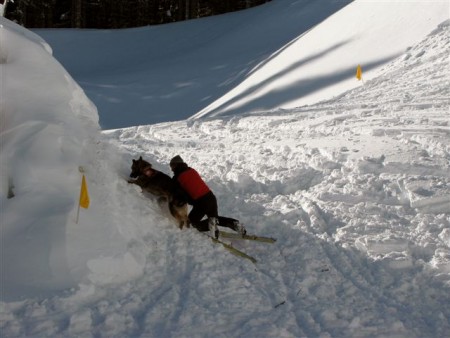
[5,0,272,28]
[71,0,83,28]
[1,0,9,17]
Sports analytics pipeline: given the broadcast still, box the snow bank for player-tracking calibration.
[0,18,145,300]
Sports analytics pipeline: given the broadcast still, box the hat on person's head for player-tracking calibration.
[170,155,185,166]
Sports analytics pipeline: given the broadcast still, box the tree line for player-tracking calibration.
[5,0,271,29]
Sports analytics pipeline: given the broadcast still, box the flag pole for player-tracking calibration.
[76,197,81,224]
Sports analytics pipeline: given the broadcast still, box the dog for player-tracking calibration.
[128,157,190,229]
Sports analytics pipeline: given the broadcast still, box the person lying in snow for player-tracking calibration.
[169,155,246,239]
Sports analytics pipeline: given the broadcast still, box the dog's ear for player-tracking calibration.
[132,159,136,163]
[139,156,143,160]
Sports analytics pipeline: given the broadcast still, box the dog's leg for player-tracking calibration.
[182,205,190,228]
[178,204,190,229]
[168,201,183,229]
[170,203,190,229]
[179,217,189,230]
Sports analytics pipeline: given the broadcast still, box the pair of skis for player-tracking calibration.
[206,231,276,264]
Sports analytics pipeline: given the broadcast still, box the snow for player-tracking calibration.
[1,0,450,337]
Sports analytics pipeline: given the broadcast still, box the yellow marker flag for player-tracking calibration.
[356,64,363,81]
[79,174,90,209]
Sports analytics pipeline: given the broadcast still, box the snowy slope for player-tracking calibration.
[36,0,449,129]
[105,20,450,336]
[36,0,354,129]
[1,1,450,337]
[194,0,450,119]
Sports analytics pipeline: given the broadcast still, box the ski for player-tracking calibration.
[219,231,277,244]
[205,234,257,264]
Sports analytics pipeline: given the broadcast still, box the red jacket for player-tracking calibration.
[176,168,210,200]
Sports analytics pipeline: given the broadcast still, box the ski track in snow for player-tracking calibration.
[1,19,450,338]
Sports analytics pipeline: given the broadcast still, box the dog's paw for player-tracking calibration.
[179,221,190,230]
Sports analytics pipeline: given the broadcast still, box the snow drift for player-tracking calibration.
[1,18,143,300]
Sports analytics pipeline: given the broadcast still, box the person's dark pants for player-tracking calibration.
[189,191,239,232]
[188,191,218,226]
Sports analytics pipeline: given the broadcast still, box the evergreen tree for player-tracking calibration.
[5,0,272,28]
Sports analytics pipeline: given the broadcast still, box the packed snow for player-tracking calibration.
[1,0,450,337]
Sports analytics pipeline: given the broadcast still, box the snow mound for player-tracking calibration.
[0,18,146,300]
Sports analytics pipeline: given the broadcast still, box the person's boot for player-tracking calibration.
[233,220,247,237]
[208,217,219,239]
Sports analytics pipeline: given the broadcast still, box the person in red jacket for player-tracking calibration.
[170,155,246,239]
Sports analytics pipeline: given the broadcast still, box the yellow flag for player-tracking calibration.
[79,174,90,209]
[356,64,362,80]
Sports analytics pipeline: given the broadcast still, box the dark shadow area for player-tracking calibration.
[36,0,354,129]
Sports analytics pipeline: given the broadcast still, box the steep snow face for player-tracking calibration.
[0,18,136,300]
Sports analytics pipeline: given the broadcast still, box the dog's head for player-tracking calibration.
[130,156,152,178]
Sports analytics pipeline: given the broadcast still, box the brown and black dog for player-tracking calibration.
[128,157,190,229]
